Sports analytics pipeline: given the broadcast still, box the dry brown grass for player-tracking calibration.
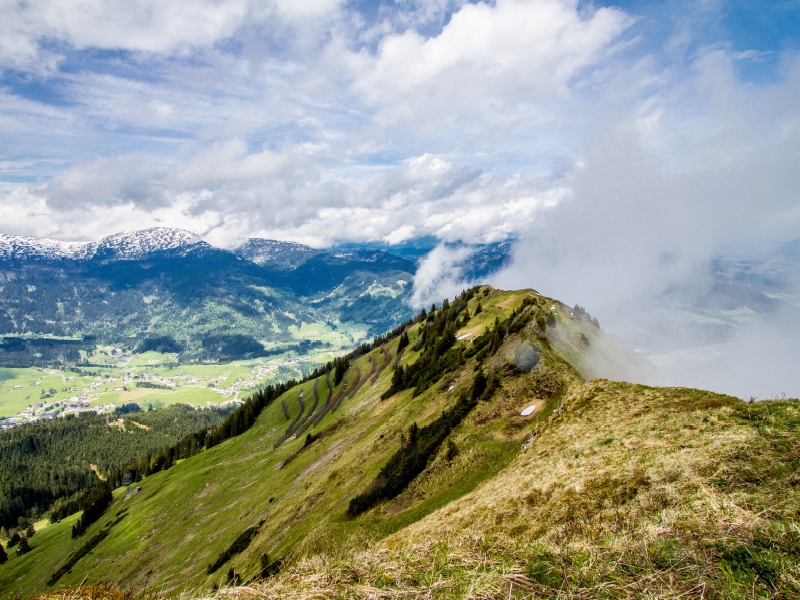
[31,585,129,600]
[195,381,800,599]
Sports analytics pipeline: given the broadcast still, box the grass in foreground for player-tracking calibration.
[196,382,800,599]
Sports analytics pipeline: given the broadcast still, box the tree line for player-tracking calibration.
[349,288,541,516]
[0,404,232,530]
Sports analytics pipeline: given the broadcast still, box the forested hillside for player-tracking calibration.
[0,404,232,531]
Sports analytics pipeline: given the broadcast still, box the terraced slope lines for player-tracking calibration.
[3,286,797,600]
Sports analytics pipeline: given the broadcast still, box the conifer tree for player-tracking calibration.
[471,369,487,402]
[398,332,409,350]
[391,365,405,388]
[334,357,349,386]
[0,541,7,564]
[17,537,31,554]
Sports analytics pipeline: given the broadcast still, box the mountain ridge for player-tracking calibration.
[0,229,421,361]
[0,287,675,594]
[0,228,202,263]
[0,287,798,599]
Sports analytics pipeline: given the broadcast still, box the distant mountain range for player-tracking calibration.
[0,228,513,365]
[0,229,201,262]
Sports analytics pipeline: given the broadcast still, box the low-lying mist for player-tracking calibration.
[488,112,800,399]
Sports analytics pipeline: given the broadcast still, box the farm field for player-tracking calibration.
[0,321,371,421]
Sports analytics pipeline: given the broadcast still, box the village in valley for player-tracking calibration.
[0,343,361,429]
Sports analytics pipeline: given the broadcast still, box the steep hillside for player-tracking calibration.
[2,287,796,599]
[237,383,800,599]
[0,287,577,595]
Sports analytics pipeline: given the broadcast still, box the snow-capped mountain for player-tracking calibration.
[0,228,420,363]
[92,228,201,259]
[0,228,201,262]
[235,238,321,270]
[0,235,93,261]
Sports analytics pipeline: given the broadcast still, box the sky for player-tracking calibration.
[1,0,796,248]
[1,0,800,395]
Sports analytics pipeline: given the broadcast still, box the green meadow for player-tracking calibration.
[0,320,372,419]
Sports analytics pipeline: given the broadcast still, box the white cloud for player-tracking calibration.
[347,0,631,129]
[2,143,566,249]
[490,46,800,396]
[410,244,472,308]
[0,0,347,71]
[384,225,415,245]
[41,153,162,210]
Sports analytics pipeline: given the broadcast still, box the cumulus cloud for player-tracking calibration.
[350,0,631,112]
[41,154,163,210]
[6,146,565,248]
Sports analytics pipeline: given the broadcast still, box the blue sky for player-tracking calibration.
[0,0,798,256]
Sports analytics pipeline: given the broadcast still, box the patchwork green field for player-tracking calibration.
[0,321,371,421]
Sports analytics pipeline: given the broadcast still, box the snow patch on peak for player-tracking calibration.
[235,238,319,269]
[0,228,201,262]
[0,234,93,261]
[95,228,200,259]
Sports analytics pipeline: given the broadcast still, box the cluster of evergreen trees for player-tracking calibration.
[0,336,94,368]
[381,289,480,399]
[348,365,497,516]
[135,381,170,389]
[71,482,113,537]
[0,404,231,529]
[572,304,600,328]
[349,289,539,516]
[136,334,184,354]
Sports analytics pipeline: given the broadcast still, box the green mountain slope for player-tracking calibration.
[241,383,800,599]
[2,287,796,599]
